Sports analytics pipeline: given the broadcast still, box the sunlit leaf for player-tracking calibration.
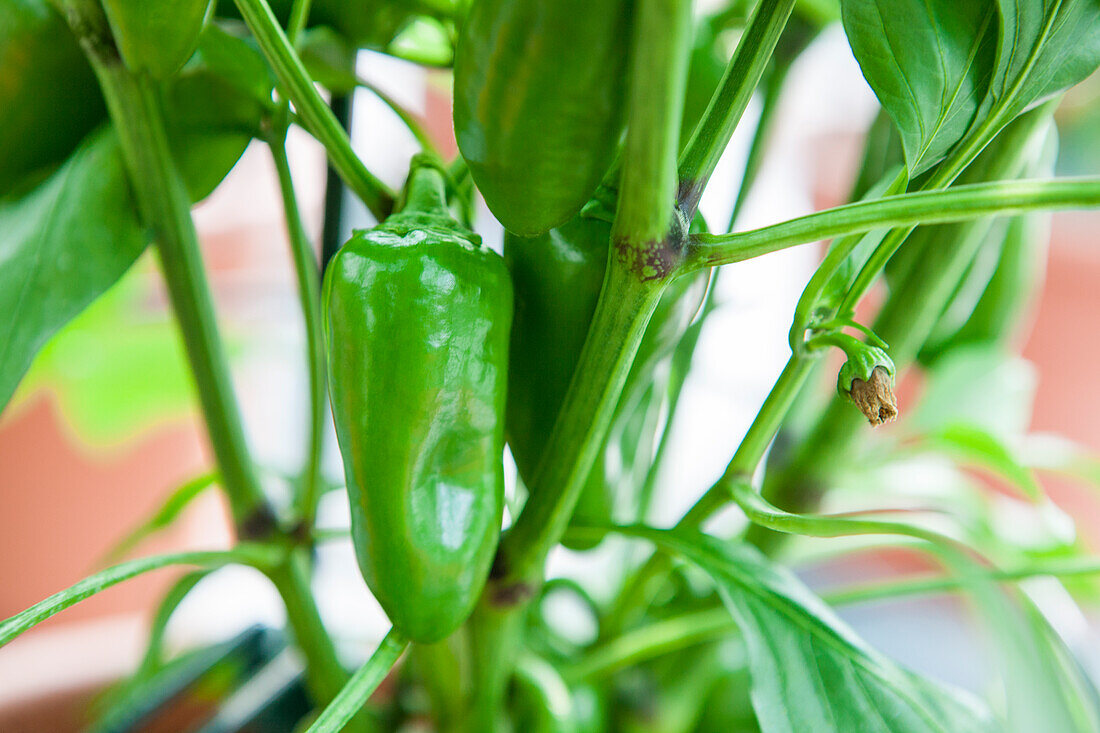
[841,0,997,176]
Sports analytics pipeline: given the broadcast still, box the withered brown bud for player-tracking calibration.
[847,366,898,426]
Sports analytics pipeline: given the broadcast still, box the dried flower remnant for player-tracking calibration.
[846,366,898,426]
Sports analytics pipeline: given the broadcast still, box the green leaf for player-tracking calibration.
[101,472,220,564]
[931,423,1043,502]
[385,16,454,67]
[841,0,997,176]
[0,547,276,647]
[136,570,212,678]
[624,527,997,733]
[984,0,1100,125]
[165,23,276,202]
[102,0,213,79]
[0,127,147,413]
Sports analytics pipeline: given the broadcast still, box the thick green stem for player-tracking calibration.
[498,267,664,585]
[269,138,326,529]
[265,550,357,711]
[233,0,394,219]
[677,0,796,215]
[685,176,1100,270]
[56,1,353,717]
[612,0,693,252]
[55,0,273,536]
[462,1,692,725]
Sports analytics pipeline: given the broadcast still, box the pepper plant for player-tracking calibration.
[2,0,1100,731]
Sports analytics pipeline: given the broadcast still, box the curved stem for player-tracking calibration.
[566,607,736,682]
[0,546,278,647]
[269,138,326,529]
[685,176,1100,270]
[57,2,353,718]
[677,0,796,215]
[304,628,408,733]
[233,0,394,220]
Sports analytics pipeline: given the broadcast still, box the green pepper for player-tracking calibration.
[505,206,707,548]
[101,0,213,79]
[453,0,631,236]
[0,0,106,196]
[323,154,512,643]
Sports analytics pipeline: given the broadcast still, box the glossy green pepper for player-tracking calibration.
[323,155,512,643]
[453,0,631,236]
[102,0,212,79]
[505,207,707,548]
[0,0,106,197]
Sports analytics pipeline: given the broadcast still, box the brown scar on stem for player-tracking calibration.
[614,236,680,281]
[848,366,898,426]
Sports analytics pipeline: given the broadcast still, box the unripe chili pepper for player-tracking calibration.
[0,0,106,196]
[323,155,512,643]
[453,0,631,236]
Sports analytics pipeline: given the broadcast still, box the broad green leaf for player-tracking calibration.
[166,24,276,202]
[0,127,146,413]
[932,423,1043,501]
[385,16,454,67]
[841,0,997,176]
[101,0,212,79]
[102,472,219,564]
[0,547,276,647]
[626,528,997,733]
[984,0,1100,125]
[0,24,274,417]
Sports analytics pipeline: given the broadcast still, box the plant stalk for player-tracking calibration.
[269,133,326,529]
[233,0,394,220]
[461,0,692,725]
[677,0,796,215]
[55,0,354,716]
[54,0,273,536]
[684,176,1100,270]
